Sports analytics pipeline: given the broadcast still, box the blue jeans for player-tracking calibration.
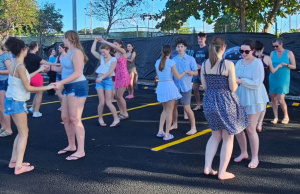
[4,98,27,115]
[64,80,89,98]
[0,79,8,91]
[95,77,114,91]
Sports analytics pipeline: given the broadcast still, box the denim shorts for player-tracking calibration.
[4,98,27,115]
[0,79,8,91]
[95,76,114,91]
[64,80,89,98]
[193,73,201,84]
[56,73,62,81]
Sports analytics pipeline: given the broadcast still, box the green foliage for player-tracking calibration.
[78,27,106,35]
[156,0,300,33]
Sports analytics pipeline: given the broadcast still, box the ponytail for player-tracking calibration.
[158,45,172,71]
[208,36,225,68]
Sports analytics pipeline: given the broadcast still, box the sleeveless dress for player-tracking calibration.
[127,52,137,75]
[202,59,249,135]
[269,50,290,94]
[115,57,130,89]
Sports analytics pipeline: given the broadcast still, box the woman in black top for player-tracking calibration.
[24,41,58,117]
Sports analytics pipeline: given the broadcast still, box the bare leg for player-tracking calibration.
[115,87,128,116]
[257,110,266,131]
[104,90,120,125]
[65,96,87,160]
[97,89,106,125]
[164,100,175,138]
[246,112,261,168]
[55,86,64,110]
[170,104,178,130]
[58,95,76,154]
[193,83,201,110]
[218,130,235,180]
[0,91,11,133]
[158,104,166,135]
[271,93,278,122]
[184,110,188,119]
[234,131,249,162]
[33,91,43,113]
[11,112,34,175]
[277,94,289,119]
[204,130,222,175]
[184,105,197,135]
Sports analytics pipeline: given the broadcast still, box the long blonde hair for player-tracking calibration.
[64,30,88,64]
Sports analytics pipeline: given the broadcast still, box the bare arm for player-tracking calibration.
[171,65,186,80]
[91,39,101,60]
[187,69,198,76]
[51,65,63,73]
[127,52,136,62]
[98,38,127,57]
[60,49,84,85]
[284,51,297,69]
[18,65,52,92]
[200,64,207,90]
[227,61,238,92]
[266,56,282,73]
[40,59,59,66]
[29,65,47,78]
[0,59,11,74]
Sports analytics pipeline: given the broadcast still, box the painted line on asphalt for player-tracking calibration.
[151,129,212,151]
[26,94,98,107]
[61,102,161,124]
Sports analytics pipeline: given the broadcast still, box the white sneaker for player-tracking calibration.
[33,112,42,117]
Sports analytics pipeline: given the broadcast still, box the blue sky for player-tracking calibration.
[36,0,296,33]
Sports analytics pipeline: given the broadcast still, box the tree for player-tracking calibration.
[0,0,38,40]
[156,0,300,33]
[34,2,63,47]
[90,0,148,39]
[93,27,106,34]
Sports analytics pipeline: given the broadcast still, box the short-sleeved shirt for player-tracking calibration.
[172,53,198,92]
[193,45,209,66]
[24,53,42,74]
[48,56,56,63]
[95,56,117,76]
[155,59,175,81]
[0,52,11,80]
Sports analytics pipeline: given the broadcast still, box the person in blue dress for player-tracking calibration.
[155,45,186,140]
[269,38,296,125]
[201,36,249,180]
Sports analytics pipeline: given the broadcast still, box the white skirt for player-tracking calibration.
[156,81,182,103]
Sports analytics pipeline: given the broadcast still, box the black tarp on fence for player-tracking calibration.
[45,32,300,95]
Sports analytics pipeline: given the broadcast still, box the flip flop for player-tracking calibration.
[0,130,12,137]
[163,134,174,141]
[99,122,107,127]
[0,129,5,134]
[156,132,165,137]
[193,106,202,111]
[57,149,76,155]
[110,121,121,128]
[186,131,197,136]
[119,114,129,120]
[66,155,85,161]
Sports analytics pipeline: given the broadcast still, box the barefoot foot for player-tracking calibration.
[248,159,259,169]
[204,167,218,175]
[9,161,30,168]
[170,124,177,131]
[234,153,249,162]
[186,128,197,135]
[218,172,235,180]
[15,165,34,175]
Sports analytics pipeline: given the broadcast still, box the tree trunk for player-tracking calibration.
[263,0,283,33]
[239,5,246,32]
[105,24,112,40]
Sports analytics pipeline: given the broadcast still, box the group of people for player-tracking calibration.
[155,33,296,180]
[0,30,295,178]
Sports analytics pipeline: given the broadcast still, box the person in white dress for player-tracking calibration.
[155,45,186,140]
[234,40,269,169]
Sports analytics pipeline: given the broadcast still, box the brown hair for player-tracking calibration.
[159,45,172,71]
[28,41,38,51]
[4,37,26,57]
[49,48,55,55]
[99,44,114,57]
[209,36,225,68]
[59,43,68,52]
[64,30,88,64]
[0,42,5,51]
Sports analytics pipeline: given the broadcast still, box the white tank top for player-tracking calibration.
[6,63,31,101]
[95,56,116,76]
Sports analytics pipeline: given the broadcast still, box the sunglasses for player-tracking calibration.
[239,49,252,54]
[273,45,279,48]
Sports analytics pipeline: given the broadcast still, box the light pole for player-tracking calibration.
[72,0,77,31]
[90,0,93,38]
[84,8,87,38]
[152,0,154,32]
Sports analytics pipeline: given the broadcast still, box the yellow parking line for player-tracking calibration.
[151,129,212,151]
[61,102,161,123]
[292,102,299,106]
[26,94,98,107]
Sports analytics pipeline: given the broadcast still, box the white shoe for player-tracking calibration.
[28,107,35,113]
[33,112,42,117]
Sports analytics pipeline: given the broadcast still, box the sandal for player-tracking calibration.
[119,114,129,120]
[66,155,85,161]
[271,118,278,124]
[0,130,12,137]
[281,117,289,124]
[0,129,5,134]
[163,134,174,141]
[57,149,76,155]
[110,121,121,128]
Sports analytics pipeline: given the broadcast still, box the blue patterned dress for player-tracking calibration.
[203,59,249,135]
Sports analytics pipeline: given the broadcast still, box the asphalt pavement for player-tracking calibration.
[0,83,300,194]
